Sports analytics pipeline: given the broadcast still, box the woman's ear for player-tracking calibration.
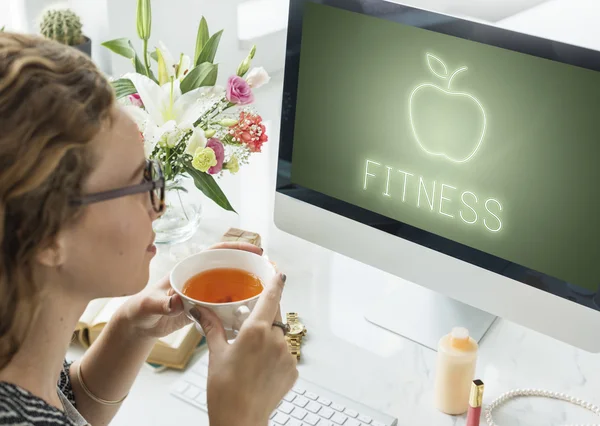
[35,235,67,268]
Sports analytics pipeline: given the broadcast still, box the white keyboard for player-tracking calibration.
[170,351,398,426]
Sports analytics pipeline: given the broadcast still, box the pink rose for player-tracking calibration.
[206,138,225,174]
[226,75,254,105]
[127,93,144,108]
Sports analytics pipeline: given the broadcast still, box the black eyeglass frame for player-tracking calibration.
[70,159,165,213]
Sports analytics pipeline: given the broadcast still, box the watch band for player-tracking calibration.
[288,337,302,360]
[285,312,304,360]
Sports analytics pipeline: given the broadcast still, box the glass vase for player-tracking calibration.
[153,177,203,245]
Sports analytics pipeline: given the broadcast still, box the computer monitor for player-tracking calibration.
[274,0,600,352]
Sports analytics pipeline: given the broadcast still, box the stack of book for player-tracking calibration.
[73,297,202,370]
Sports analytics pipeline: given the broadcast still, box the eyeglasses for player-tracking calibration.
[70,159,165,213]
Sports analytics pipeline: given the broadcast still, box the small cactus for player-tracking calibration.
[39,9,84,46]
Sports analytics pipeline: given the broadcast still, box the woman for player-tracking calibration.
[0,32,297,426]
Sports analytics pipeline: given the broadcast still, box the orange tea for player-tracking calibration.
[182,267,263,303]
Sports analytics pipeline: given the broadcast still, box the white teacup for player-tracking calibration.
[170,248,276,335]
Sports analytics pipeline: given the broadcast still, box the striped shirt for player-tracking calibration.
[0,360,78,425]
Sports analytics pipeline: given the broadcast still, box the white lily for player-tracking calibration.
[156,41,176,84]
[185,127,207,155]
[156,41,191,82]
[123,72,224,155]
[176,54,191,80]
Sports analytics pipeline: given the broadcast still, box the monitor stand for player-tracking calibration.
[364,279,497,351]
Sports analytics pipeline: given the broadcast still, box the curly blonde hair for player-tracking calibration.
[0,32,114,369]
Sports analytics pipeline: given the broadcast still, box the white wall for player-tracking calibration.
[497,0,600,51]
[0,2,12,30]
[68,0,112,75]
[0,0,27,32]
[392,0,550,21]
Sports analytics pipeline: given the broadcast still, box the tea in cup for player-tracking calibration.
[170,248,276,334]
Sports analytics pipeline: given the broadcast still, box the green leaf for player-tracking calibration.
[101,38,135,59]
[183,160,236,213]
[180,63,218,93]
[150,51,158,61]
[194,17,209,66]
[111,78,137,99]
[0,26,5,32]
[128,40,157,82]
[195,29,223,66]
[103,38,156,81]
[133,54,147,75]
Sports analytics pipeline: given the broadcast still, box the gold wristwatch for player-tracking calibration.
[285,312,306,360]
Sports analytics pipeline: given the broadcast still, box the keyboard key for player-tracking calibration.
[304,413,321,425]
[270,411,277,419]
[183,385,201,399]
[174,381,188,393]
[319,407,334,419]
[318,397,332,406]
[194,391,206,405]
[193,363,209,377]
[291,407,308,420]
[293,386,306,395]
[331,403,345,412]
[306,391,319,400]
[293,396,309,408]
[279,402,294,414]
[344,409,359,418]
[358,415,372,424]
[287,419,303,426]
[317,421,334,426]
[306,401,322,413]
[331,412,348,424]
[273,413,290,425]
[345,419,361,426]
[372,422,386,426]
[283,392,297,403]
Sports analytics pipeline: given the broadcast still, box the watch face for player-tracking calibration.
[288,323,305,335]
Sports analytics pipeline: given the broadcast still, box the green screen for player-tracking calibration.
[291,3,600,292]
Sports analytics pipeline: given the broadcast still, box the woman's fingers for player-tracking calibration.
[249,273,286,323]
[208,241,263,256]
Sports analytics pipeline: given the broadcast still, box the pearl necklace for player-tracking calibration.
[485,389,600,426]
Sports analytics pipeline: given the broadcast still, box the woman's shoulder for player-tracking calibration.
[0,383,74,425]
[0,360,77,426]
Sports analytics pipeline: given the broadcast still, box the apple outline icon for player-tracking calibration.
[409,52,487,164]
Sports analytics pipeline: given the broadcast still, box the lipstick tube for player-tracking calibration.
[466,379,484,426]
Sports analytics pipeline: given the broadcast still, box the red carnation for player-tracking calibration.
[230,111,268,153]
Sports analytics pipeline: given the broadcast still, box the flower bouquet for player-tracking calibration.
[101,0,270,243]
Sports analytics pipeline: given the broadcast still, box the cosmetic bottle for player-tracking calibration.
[433,327,479,415]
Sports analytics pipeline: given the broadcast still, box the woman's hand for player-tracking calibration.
[191,272,298,426]
[117,241,264,340]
